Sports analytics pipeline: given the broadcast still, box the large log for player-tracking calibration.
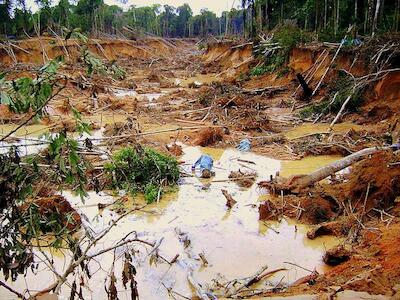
[283,146,390,192]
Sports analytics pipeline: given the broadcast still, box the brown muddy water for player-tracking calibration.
[285,123,362,140]
[176,73,222,87]
[1,145,342,300]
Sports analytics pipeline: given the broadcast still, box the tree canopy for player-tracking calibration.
[0,0,398,40]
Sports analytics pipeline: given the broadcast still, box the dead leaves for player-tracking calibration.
[122,252,138,300]
[106,272,118,300]
[104,252,138,300]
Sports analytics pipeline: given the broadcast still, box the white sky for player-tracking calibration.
[25,0,238,16]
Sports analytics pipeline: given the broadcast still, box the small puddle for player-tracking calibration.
[113,88,164,107]
[177,73,222,87]
[285,122,361,140]
[0,123,53,137]
[2,146,342,299]
[280,155,343,178]
[0,114,128,140]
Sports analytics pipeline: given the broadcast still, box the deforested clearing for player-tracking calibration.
[0,1,400,299]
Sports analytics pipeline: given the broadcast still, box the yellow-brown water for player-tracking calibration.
[280,155,343,178]
[178,73,222,87]
[1,145,342,299]
[285,122,361,140]
[0,114,128,138]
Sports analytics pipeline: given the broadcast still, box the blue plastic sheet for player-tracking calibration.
[237,139,251,151]
[390,143,400,151]
[341,38,362,46]
[192,155,214,171]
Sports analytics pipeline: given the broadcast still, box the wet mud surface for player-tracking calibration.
[0,37,399,299]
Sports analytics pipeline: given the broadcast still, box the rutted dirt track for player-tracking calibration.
[0,36,400,299]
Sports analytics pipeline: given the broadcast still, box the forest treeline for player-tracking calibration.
[0,0,399,40]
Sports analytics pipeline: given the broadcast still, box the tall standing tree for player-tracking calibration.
[0,0,13,34]
[75,0,104,34]
[176,4,192,37]
[34,0,53,34]
[53,0,71,29]
[159,5,175,37]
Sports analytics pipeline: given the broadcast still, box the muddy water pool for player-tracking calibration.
[1,145,342,299]
[285,122,362,140]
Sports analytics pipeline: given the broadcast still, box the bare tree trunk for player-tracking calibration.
[364,2,368,33]
[258,1,262,32]
[354,0,358,28]
[251,0,257,37]
[324,0,328,28]
[372,0,382,35]
[334,0,337,35]
[336,0,340,35]
[367,0,374,34]
[315,0,319,32]
[380,0,385,21]
[397,0,400,31]
[265,0,270,30]
[243,3,247,38]
[287,147,390,191]
[225,9,229,35]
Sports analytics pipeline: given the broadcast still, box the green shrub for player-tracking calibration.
[105,146,180,203]
[144,183,160,204]
[298,100,330,119]
[255,24,305,75]
[82,50,126,80]
[250,65,267,76]
[329,71,363,113]
[249,64,270,76]
[273,24,304,52]
[0,58,62,116]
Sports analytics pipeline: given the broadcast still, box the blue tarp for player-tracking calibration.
[237,139,251,151]
[192,154,214,171]
[390,143,400,151]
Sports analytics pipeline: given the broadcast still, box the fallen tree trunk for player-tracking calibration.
[249,133,286,145]
[260,146,390,193]
[294,146,389,189]
[311,33,347,97]
[329,93,352,128]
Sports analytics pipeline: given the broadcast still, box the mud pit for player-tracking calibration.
[2,146,341,299]
[0,36,399,299]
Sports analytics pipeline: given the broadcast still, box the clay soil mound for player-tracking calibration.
[194,127,224,147]
[314,221,400,295]
[259,150,400,225]
[335,150,400,210]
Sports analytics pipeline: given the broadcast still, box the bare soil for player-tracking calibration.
[1,36,399,299]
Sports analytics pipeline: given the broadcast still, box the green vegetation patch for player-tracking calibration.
[105,146,180,203]
[252,24,306,76]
